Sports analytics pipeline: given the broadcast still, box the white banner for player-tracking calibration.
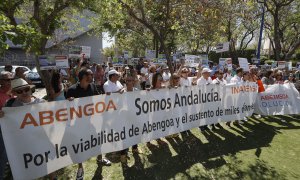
[1,84,258,179]
[254,84,300,115]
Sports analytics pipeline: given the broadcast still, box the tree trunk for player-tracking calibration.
[273,9,282,61]
[36,38,52,98]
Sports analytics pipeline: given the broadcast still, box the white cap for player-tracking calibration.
[202,68,212,74]
[108,69,120,76]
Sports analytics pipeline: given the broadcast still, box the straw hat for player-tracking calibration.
[11,78,35,90]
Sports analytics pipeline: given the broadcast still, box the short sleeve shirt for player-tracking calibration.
[197,77,212,86]
[103,80,123,93]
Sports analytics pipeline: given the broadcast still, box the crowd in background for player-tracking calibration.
[1,57,300,179]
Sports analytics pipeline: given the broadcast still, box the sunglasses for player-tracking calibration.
[182,71,188,73]
[15,87,31,94]
[2,79,11,82]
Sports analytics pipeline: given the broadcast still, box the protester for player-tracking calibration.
[210,70,226,129]
[0,71,14,109]
[262,70,275,86]
[103,69,124,94]
[197,68,213,85]
[70,59,82,85]
[162,66,171,86]
[242,71,250,82]
[119,74,139,163]
[228,68,244,126]
[179,67,196,87]
[168,73,181,88]
[49,70,68,101]
[284,73,296,84]
[197,68,212,131]
[104,62,114,80]
[148,65,157,87]
[66,68,111,180]
[230,68,243,84]
[274,71,284,84]
[0,71,14,179]
[140,61,149,90]
[4,65,12,73]
[94,64,105,94]
[14,67,32,84]
[212,70,227,85]
[224,68,233,84]
[0,78,47,179]
[249,67,258,82]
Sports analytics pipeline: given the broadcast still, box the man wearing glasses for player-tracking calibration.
[0,78,44,179]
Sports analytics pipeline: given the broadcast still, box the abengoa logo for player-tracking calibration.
[231,85,257,94]
[20,100,117,129]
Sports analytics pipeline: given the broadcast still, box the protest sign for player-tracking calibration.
[1,84,258,179]
[158,54,167,64]
[185,54,200,67]
[146,50,156,60]
[225,58,233,70]
[55,55,69,69]
[39,55,56,70]
[271,61,278,68]
[81,46,91,58]
[219,58,226,71]
[215,42,230,53]
[278,61,286,69]
[254,84,300,115]
[68,46,82,58]
[199,55,209,67]
[286,61,292,71]
[238,58,250,72]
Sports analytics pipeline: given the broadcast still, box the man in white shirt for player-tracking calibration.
[180,68,196,87]
[229,67,245,126]
[197,68,213,85]
[230,68,243,84]
[197,68,212,131]
[212,70,227,85]
[103,69,124,94]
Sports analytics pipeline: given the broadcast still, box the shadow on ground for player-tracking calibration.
[115,115,300,180]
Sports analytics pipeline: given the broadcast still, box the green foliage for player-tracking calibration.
[208,49,256,63]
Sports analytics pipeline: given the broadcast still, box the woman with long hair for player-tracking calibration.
[94,64,105,94]
[49,70,67,101]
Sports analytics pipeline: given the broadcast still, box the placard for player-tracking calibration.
[216,42,230,53]
[39,55,56,70]
[278,61,286,69]
[55,55,69,69]
[238,57,250,72]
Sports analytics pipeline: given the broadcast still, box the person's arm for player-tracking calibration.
[0,110,4,118]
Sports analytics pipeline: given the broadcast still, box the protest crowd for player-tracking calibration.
[0,56,300,180]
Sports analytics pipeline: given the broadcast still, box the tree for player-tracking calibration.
[0,0,96,94]
[263,0,300,61]
[218,0,260,63]
[93,0,222,73]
